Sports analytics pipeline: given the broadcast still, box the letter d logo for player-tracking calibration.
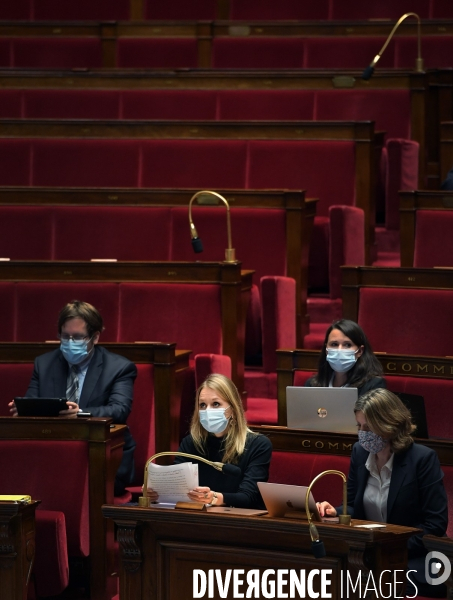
[425,551,451,586]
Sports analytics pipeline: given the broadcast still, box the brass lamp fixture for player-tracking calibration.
[138,451,240,508]
[362,12,424,80]
[305,470,351,558]
[188,190,236,262]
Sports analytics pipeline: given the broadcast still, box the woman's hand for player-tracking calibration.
[188,486,223,506]
[316,501,337,518]
[8,400,18,416]
[144,487,159,503]
[59,401,80,418]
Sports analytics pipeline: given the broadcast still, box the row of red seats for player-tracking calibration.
[0,35,451,68]
[0,88,412,140]
[1,0,452,21]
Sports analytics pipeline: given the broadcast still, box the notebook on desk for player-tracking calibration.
[286,386,358,433]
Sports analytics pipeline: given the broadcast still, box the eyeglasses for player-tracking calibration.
[59,334,90,342]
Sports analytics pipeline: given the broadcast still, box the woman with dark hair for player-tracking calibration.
[305,319,386,396]
[317,388,448,598]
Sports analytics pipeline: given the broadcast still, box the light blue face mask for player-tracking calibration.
[326,348,358,373]
[60,338,93,365]
[199,408,230,435]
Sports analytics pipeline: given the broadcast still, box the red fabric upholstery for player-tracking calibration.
[0,283,15,341]
[304,37,394,69]
[0,90,22,118]
[119,283,223,356]
[308,217,330,290]
[0,0,30,19]
[0,206,53,260]
[34,0,129,20]
[32,140,140,187]
[0,139,31,185]
[244,398,277,425]
[34,511,69,598]
[14,282,120,342]
[0,364,34,415]
[218,90,315,121]
[385,139,419,230]
[315,90,412,140]
[414,211,453,268]
[145,0,216,19]
[212,38,305,69]
[117,38,198,69]
[244,370,277,399]
[260,276,296,373]
[248,141,356,216]
[269,452,350,507]
[432,0,453,18]
[0,440,90,556]
[127,364,155,485]
[329,206,365,299]
[332,0,429,19]
[230,0,329,19]
[141,140,248,189]
[293,372,316,387]
[386,375,453,439]
[395,36,453,69]
[194,354,232,388]
[121,90,218,120]
[11,38,102,69]
[358,287,453,356]
[25,90,121,119]
[245,284,262,360]
[53,206,172,261]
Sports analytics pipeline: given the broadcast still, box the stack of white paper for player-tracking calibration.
[146,462,199,505]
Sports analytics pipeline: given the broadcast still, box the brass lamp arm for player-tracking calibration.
[371,12,423,71]
[305,469,351,529]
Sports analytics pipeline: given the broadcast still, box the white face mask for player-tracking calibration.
[326,348,358,373]
[199,407,230,434]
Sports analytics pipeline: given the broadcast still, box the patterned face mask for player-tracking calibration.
[358,429,388,454]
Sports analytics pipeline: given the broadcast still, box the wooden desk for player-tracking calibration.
[0,500,40,600]
[0,418,124,600]
[102,504,418,600]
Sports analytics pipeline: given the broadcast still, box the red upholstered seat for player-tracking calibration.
[230,0,330,20]
[385,139,419,230]
[142,140,248,189]
[53,206,172,261]
[0,139,31,185]
[0,206,53,260]
[413,210,453,268]
[10,38,103,69]
[395,36,453,69]
[14,282,120,342]
[0,440,89,596]
[0,363,34,416]
[358,287,453,356]
[121,90,218,120]
[32,139,140,188]
[0,0,30,19]
[194,354,232,388]
[212,38,305,69]
[0,282,15,341]
[117,38,198,69]
[0,90,22,117]
[217,90,315,121]
[24,90,121,120]
[432,0,453,18]
[304,37,394,69]
[144,0,216,19]
[33,0,129,20]
[331,0,429,19]
[119,283,223,356]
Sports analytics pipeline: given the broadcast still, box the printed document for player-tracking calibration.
[146,461,199,504]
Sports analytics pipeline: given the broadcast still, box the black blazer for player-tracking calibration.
[346,442,448,556]
[26,345,137,494]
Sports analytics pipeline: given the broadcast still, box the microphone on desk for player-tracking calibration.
[305,470,351,558]
[361,12,424,80]
[188,190,236,262]
[138,450,241,507]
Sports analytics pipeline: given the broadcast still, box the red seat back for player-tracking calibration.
[0,364,34,415]
[414,210,453,268]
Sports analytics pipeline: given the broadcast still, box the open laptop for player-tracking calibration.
[258,482,322,521]
[14,397,68,417]
[286,386,358,433]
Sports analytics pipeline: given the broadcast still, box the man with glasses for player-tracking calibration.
[9,300,137,495]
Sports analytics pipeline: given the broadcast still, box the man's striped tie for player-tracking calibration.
[66,365,79,404]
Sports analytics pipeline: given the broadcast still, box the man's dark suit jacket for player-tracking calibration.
[26,345,137,495]
[346,442,448,557]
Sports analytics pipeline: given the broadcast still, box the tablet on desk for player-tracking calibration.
[14,397,68,417]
